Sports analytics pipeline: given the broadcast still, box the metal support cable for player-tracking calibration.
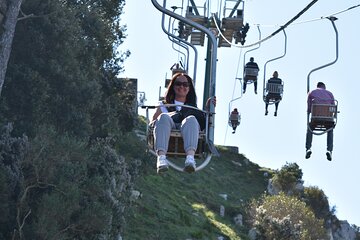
[213,0,319,48]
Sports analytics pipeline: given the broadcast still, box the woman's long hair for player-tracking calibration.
[164,73,197,106]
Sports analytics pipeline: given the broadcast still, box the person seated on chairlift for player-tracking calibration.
[230,108,239,134]
[243,57,260,94]
[305,82,335,161]
[151,73,216,174]
[265,71,283,117]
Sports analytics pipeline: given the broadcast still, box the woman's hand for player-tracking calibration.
[206,96,216,110]
[152,107,162,121]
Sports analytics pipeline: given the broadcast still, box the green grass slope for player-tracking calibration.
[124,141,273,240]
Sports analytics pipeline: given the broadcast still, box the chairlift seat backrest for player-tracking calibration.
[185,6,207,25]
[244,67,259,77]
[229,113,240,121]
[228,113,240,127]
[309,103,337,131]
[266,82,283,95]
[311,103,337,122]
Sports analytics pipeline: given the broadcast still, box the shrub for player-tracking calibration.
[271,162,303,195]
[5,125,133,239]
[249,193,327,239]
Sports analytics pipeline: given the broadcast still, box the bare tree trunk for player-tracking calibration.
[0,0,23,96]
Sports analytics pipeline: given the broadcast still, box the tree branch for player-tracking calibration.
[17,7,56,21]
[18,209,31,239]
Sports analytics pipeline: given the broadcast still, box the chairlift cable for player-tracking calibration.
[253,3,360,27]
[270,0,318,35]
[213,0,318,48]
[292,3,360,26]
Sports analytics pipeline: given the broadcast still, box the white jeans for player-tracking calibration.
[154,113,200,154]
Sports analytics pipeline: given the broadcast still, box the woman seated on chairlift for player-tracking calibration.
[152,73,214,174]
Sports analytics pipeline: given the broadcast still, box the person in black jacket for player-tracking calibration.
[243,57,260,94]
[265,71,282,116]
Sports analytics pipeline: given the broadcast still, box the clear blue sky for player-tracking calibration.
[120,0,360,226]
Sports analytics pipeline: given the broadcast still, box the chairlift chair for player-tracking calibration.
[243,67,259,84]
[185,5,207,46]
[306,16,339,136]
[308,100,338,135]
[142,104,217,172]
[219,0,245,47]
[150,0,219,172]
[228,111,241,128]
[241,26,261,85]
[227,95,242,131]
[263,81,284,105]
[262,29,287,107]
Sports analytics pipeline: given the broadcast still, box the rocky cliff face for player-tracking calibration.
[330,220,357,240]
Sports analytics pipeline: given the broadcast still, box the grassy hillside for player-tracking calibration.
[123,131,273,240]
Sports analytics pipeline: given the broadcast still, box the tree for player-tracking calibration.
[271,162,303,195]
[0,0,23,96]
[1,0,131,137]
[0,1,137,238]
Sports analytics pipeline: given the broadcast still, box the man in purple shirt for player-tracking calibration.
[305,82,335,161]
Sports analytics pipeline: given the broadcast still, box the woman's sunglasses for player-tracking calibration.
[174,81,190,87]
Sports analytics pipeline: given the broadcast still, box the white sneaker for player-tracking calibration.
[157,155,169,173]
[184,155,196,173]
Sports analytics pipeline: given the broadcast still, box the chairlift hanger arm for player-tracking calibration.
[243,25,261,68]
[306,17,339,135]
[169,17,188,55]
[262,29,287,91]
[160,5,198,81]
[306,16,338,93]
